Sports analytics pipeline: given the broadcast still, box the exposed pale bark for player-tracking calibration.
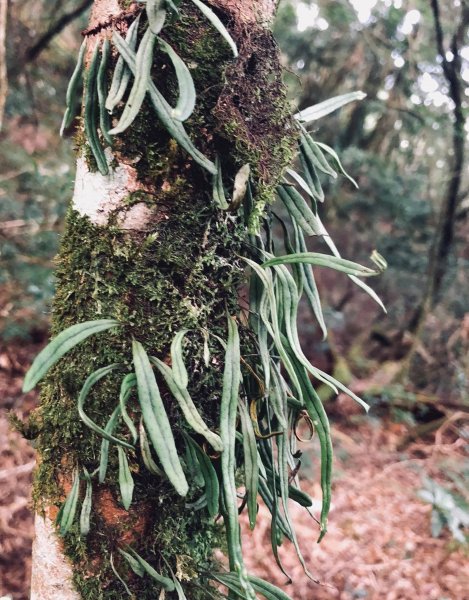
[30,516,80,600]
[30,0,293,598]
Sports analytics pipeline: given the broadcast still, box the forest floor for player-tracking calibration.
[1,343,468,600]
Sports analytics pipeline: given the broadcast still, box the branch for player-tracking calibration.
[25,0,93,63]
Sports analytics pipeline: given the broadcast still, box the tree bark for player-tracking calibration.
[30,0,294,598]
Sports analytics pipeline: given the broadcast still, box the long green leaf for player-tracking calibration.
[220,315,256,599]
[295,91,366,123]
[170,328,189,389]
[23,319,120,392]
[146,0,167,34]
[57,469,80,536]
[184,434,220,518]
[106,14,141,113]
[77,364,134,449]
[132,339,188,496]
[151,356,223,452]
[291,219,327,339]
[84,43,109,175]
[60,39,86,136]
[189,0,238,57]
[238,401,259,530]
[97,39,113,145]
[158,38,196,121]
[262,252,379,277]
[112,32,216,174]
[79,467,93,537]
[110,553,133,596]
[98,405,121,483]
[213,155,230,209]
[314,140,359,188]
[118,446,134,510]
[119,373,138,444]
[109,28,157,135]
[124,547,175,591]
[118,548,145,577]
[214,571,294,600]
[139,419,164,476]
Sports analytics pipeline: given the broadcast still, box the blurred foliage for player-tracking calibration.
[0,1,87,340]
[418,476,469,544]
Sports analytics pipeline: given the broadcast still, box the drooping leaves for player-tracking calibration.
[132,339,188,496]
[23,319,120,392]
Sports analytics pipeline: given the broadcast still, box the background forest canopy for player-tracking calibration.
[0,0,468,406]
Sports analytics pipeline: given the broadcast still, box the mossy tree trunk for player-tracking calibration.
[30,0,294,598]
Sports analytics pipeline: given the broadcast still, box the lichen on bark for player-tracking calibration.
[29,0,298,597]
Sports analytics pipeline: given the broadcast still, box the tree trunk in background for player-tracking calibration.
[30,0,293,598]
[402,0,468,380]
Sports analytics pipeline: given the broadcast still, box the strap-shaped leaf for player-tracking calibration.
[262,252,379,277]
[60,39,86,136]
[97,39,113,146]
[291,220,327,339]
[119,373,138,444]
[139,419,164,476]
[169,568,188,600]
[132,339,188,496]
[118,548,145,577]
[314,140,359,188]
[23,319,120,392]
[118,446,134,510]
[57,469,80,536]
[112,32,216,174]
[213,156,229,209]
[151,356,223,452]
[79,467,92,537]
[300,132,337,179]
[284,167,316,200]
[213,571,294,600]
[294,91,366,123]
[78,364,134,449]
[121,547,175,591]
[109,28,157,135]
[84,42,109,175]
[106,14,141,113]
[238,401,259,530]
[189,0,238,58]
[146,0,167,35]
[277,185,316,237]
[170,328,189,389]
[110,553,133,596]
[285,345,332,542]
[99,406,121,483]
[219,315,256,599]
[184,434,220,518]
[299,140,325,203]
[158,38,196,121]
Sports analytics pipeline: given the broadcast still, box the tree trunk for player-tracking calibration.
[29,0,294,598]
